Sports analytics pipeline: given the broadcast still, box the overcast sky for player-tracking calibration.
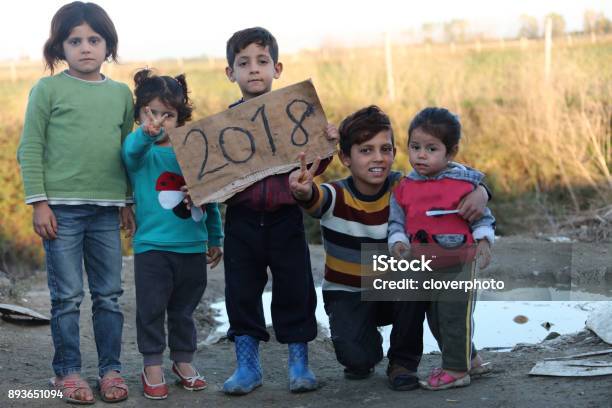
[2,0,610,61]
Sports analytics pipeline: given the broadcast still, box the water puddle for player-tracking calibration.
[209,287,608,353]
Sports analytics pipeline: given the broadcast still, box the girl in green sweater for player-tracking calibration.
[17,2,134,404]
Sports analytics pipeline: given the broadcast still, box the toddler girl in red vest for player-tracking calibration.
[388,107,495,390]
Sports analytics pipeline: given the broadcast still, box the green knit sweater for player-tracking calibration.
[18,71,134,204]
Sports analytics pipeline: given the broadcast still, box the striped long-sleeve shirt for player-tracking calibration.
[300,172,402,292]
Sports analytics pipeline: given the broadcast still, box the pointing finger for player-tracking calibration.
[299,152,306,173]
[298,152,307,182]
[309,156,322,177]
[157,113,169,127]
[144,106,154,122]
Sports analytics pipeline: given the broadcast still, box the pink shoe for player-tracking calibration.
[172,363,207,391]
[419,368,471,390]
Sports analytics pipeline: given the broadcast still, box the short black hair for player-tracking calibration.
[226,27,278,67]
[43,2,118,73]
[408,107,461,153]
[133,69,193,127]
[339,105,394,156]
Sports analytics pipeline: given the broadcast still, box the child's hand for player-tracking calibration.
[142,106,169,137]
[207,246,223,269]
[458,185,487,223]
[120,206,135,238]
[289,152,321,202]
[391,242,410,259]
[325,123,339,144]
[32,201,57,240]
[180,185,193,210]
[476,239,491,269]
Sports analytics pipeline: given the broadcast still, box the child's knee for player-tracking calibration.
[91,290,123,313]
[50,291,85,315]
[334,339,382,370]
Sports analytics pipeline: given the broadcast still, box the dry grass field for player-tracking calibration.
[1,36,610,273]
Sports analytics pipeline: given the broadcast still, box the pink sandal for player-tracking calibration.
[98,374,129,403]
[50,376,95,405]
[419,368,471,390]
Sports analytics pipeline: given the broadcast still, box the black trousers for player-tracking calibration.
[224,205,317,343]
[134,251,207,365]
[323,290,427,371]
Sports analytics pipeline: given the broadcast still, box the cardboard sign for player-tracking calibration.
[168,80,335,205]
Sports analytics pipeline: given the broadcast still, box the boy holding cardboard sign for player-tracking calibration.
[222,27,338,395]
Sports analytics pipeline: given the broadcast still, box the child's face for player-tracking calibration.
[408,127,457,177]
[140,97,178,143]
[340,130,395,196]
[62,23,107,81]
[225,43,282,100]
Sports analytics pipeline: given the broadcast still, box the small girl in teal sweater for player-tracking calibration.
[122,69,223,400]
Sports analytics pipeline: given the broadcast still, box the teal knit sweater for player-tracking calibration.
[122,126,224,254]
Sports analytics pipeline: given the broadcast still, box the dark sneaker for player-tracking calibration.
[386,363,419,391]
[343,367,374,380]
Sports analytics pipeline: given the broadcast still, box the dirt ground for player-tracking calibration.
[0,240,611,408]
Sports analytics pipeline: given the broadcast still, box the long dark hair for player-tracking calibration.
[43,2,118,73]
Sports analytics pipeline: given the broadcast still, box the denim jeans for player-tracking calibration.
[43,205,124,378]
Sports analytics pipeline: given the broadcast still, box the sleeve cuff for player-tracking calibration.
[25,194,48,204]
[388,232,410,252]
[473,227,495,245]
[208,237,223,247]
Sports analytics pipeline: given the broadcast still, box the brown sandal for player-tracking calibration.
[98,374,129,403]
[50,377,95,405]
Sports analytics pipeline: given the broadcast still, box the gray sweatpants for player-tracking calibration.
[134,250,207,366]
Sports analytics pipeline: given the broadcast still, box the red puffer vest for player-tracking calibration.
[394,177,476,269]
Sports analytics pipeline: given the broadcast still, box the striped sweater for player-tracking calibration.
[301,172,402,292]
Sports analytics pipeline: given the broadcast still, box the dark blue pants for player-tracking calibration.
[224,205,317,343]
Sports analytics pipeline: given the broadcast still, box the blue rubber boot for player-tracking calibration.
[223,335,262,395]
[288,342,318,392]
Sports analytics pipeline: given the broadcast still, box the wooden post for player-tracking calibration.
[544,17,552,83]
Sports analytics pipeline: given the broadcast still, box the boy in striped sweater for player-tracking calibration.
[289,106,489,390]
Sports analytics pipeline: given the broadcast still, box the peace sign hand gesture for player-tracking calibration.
[142,106,169,137]
[289,152,321,202]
